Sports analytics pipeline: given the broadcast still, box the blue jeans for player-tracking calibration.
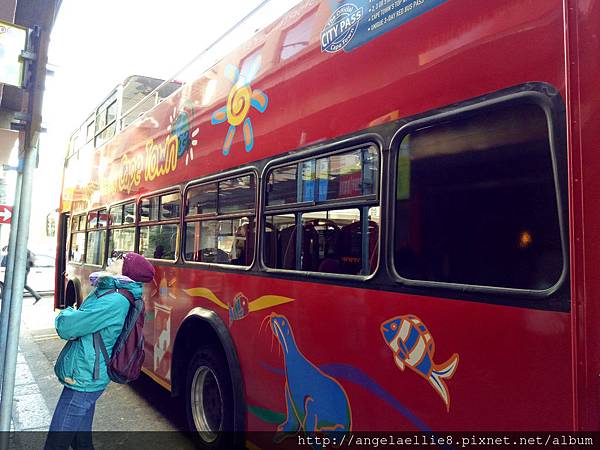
[44,387,104,450]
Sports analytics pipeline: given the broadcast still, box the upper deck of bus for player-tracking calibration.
[60,0,567,213]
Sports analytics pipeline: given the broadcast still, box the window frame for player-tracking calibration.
[68,213,87,265]
[84,115,95,144]
[84,208,107,267]
[182,168,258,269]
[107,200,137,261]
[94,92,119,148]
[277,6,318,63]
[260,138,383,280]
[387,90,568,298]
[137,188,182,262]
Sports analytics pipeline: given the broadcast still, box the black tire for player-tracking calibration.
[185,346,234,449]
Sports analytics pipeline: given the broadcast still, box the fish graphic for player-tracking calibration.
[228,292,249,324]
[381,315,459,412]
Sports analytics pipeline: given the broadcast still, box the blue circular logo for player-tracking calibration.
[321,3,363,53]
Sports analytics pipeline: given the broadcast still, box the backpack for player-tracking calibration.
[92,288,145,384]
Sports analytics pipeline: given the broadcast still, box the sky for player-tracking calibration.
[26,0,302,253]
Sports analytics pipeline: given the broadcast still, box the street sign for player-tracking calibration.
[0,20,28,88]
[0,205,12,224]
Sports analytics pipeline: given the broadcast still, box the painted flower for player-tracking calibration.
[211,56,269,155]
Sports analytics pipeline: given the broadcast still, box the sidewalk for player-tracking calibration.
[3,294,57,432]
[1,292,192,448]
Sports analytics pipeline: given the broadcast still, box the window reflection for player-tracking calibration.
[394,103,563,290]
[280,10,316,61]
[264,207,380,275]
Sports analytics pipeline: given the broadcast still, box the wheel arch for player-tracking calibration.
[171,307,246,434]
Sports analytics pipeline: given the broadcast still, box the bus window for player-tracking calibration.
[139,224,178,260]
[264,214,296,270]
[69,214,86,264]
[394,102,563,291]
[95,94,118,147]
[184,174,256,266]
[85,119,95,143]
[279,9,316,61]
[219,176,255,214]
[109,204,124,226]
[108,201,136,259]
[160,192,181,220]
[265,208,379,275]
[138,192,181,261]
[266,165,297,206]
[106,100,117,124]
[186,182,217,216]
[85,210,106,266]
[97,209,107,228]
[85,230,106,266]
[140,196,159,222]
[87,211,97,228]
[185,218,254,265]
[123,202,136,224]
[108,228,135,257]
[315,147,378,201]
[263,145,380,275]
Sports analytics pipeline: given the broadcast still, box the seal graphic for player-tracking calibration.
[321,3,363,53]
[268,313,351,442]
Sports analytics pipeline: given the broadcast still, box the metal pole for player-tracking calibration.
[0,145,37,433]
[0,20,46,439]
[0,170,23,389]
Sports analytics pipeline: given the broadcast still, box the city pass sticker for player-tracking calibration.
[325,0,448,52]
[321,3,364,53]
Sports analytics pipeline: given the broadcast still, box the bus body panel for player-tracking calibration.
[56,0,600,432]
[145,269,572,431]
[567,0,600,431]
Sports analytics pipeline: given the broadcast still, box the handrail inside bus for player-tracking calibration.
[118,0,302,130]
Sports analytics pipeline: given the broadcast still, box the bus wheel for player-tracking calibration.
[185,346,233,449]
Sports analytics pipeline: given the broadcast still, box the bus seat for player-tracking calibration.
[302,223,319,271]
[318,258,342,274]
[280,225,296,270]
[338,220,379,275]
[279,223,319,271]
[264,222,279,267]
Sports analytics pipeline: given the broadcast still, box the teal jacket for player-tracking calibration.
[54,276,141,392]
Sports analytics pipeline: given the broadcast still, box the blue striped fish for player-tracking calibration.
[381,315,459,412]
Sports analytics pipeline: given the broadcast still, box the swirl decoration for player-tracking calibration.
[227,84,252,127]
[211,56,269,155]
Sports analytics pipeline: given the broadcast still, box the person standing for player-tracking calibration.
[44,252,154,450]
[25,249,42,303]
[1,247,42,302]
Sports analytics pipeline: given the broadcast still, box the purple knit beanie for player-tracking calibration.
[122,252,155,283]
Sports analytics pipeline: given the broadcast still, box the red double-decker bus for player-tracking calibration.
[56,0,599,447]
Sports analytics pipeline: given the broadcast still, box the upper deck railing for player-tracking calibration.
[66,0,303,162]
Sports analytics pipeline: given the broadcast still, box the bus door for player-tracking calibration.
[54,212,69,308]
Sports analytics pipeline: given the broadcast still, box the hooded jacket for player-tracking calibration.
[54,275,141,392]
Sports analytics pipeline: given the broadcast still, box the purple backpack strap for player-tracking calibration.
[93,332,110,380]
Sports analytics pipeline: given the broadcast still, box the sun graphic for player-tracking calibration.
[167,103,200,166]
[211,56,269,155]
[150,273,177,300]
